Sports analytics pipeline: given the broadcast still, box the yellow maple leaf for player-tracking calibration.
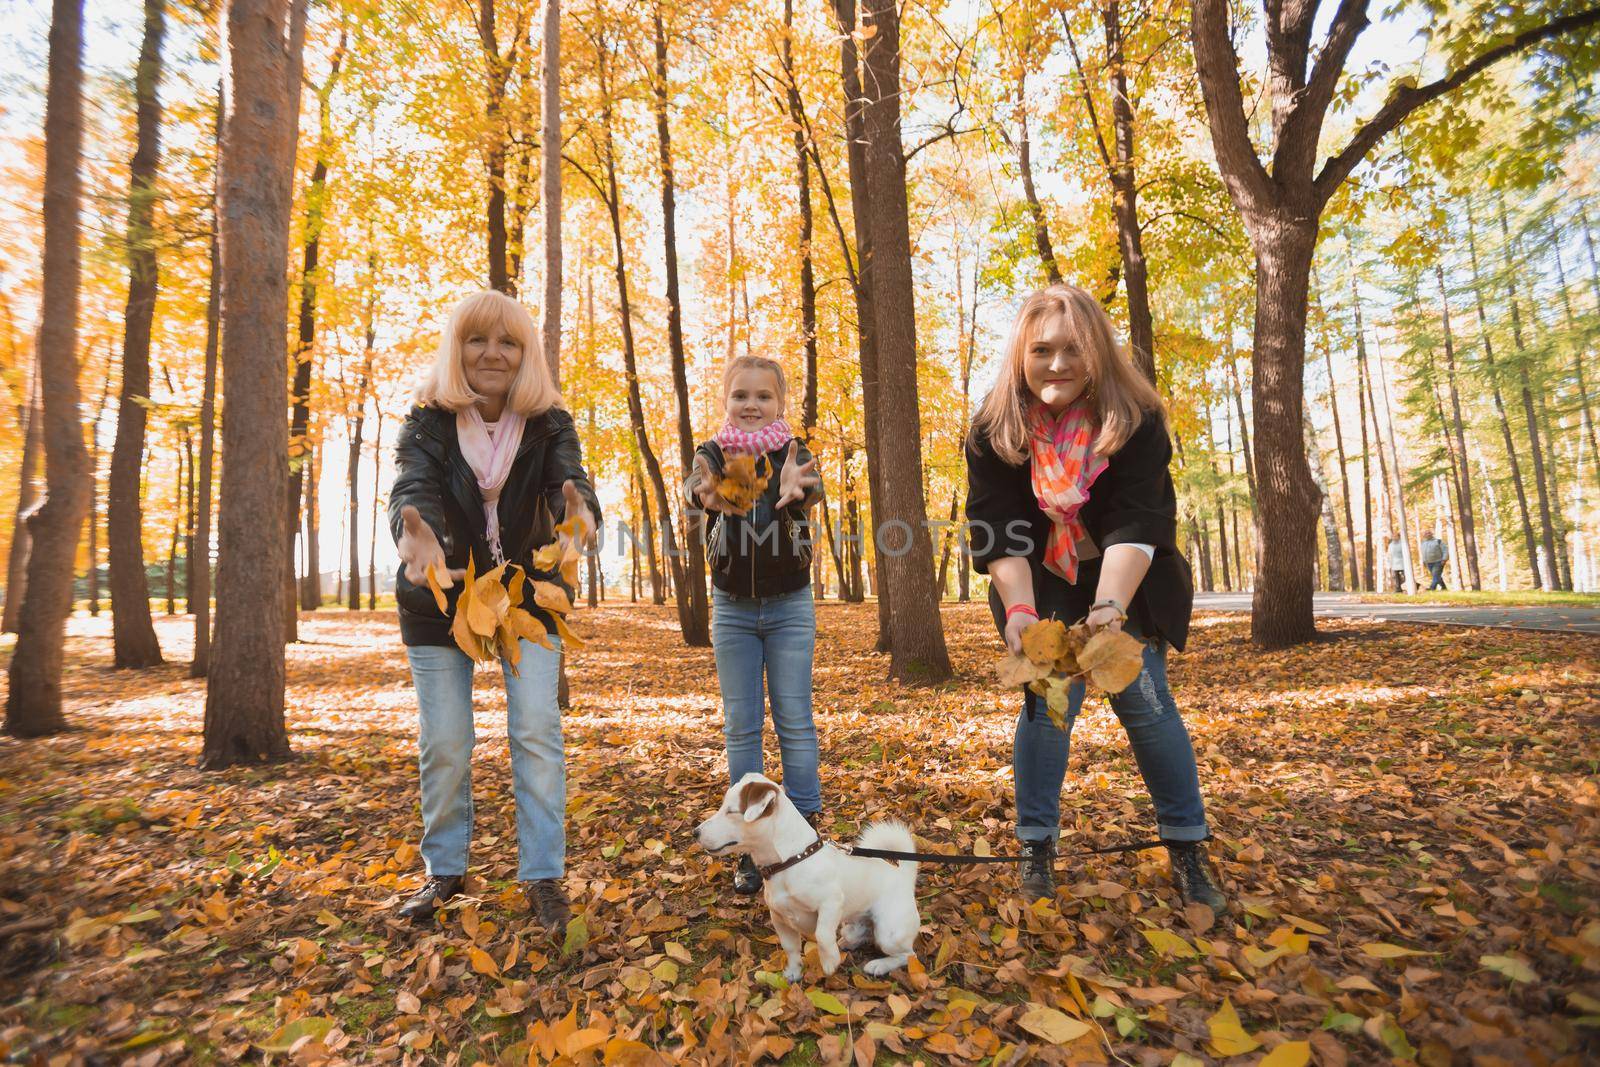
[713,453,769,513]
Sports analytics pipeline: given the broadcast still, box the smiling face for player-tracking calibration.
[1021,312,1091,413]
[724,368,785,431]
[461,319,524,403]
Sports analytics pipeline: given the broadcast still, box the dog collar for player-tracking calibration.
[757,836,824,879]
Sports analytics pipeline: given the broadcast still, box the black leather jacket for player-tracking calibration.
[684,439,821,599]
[388,404,602,648]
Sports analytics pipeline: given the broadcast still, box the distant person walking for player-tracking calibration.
[1419,529,1449,591]
[1387,535,1407,594]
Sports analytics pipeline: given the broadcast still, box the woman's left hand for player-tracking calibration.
[562,480,598,548]
[774,440,820,508]
[1086,604,1124,633]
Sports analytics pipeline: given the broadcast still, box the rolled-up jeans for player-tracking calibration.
[405,635,564,881]
[1014,638,1209,844]
[711,585,821,815]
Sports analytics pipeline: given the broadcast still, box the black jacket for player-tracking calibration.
[683,439,821,599]
[963,409,1194,651]
[388,404,602,648]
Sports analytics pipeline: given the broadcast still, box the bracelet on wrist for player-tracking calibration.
[1005,604,1040,623]
[1090,598,1126,619]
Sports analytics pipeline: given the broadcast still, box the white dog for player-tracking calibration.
[696,772,920,981]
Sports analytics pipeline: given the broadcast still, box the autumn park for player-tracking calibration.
[2,0,1600,1062]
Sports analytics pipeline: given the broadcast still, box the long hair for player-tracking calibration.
[414,290,563,417]
[971,284,1163,464]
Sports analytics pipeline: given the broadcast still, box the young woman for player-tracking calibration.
[389,290,600,930]
[964,284,1227,912]
[683,355,825,894]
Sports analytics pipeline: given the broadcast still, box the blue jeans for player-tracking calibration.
[406,636,564,881]
[1014,639,1208,844]
[711,585,821,815]
[1426,561,1446,590]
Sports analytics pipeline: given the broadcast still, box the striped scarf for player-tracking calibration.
[1029,399,1107,583]
[713,416,793,456]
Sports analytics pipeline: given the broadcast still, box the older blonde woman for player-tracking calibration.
[389,289,599,930]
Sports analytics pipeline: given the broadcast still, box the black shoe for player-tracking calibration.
[1166,840,1229,914]
[803,810,822,831]
[396,874,462,922]
[733,854,763,895]
[1018,840,1055,902]
[525,879,570,933]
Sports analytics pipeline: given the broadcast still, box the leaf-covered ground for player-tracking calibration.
[1,602,1597,1065]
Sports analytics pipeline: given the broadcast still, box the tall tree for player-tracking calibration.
[86,378,113,615]
[1314,276,1359,589]
[287,26,347,630]
[856,0,951,680]
[476,0,524,294]
[107,0,167,668]
[5,0,92,737]
[1187,0,1600,645]
[191,107,222,678]
[780,0,820,430]
[1435,263,1482,588]
[540,0,562,386]
[650,5,708,646]
[2,362,41,635]
[202,0,307,768]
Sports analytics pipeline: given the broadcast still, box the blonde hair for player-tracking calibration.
[972,284,1163,464]
[414,290,562,416]
[721,355,788,409]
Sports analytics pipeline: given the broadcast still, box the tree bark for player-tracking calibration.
[779,0,820,432]
[3,361,42,635]
[301,442,319,607]
[651,6,708,646]
[1374,335,1415,591]
[478,0,517,294]
[1551,231,1600,491]
[1318,286,1359,590]
[1352,287,1376,590]
[202,0,306,768]
[1100,0,1153,382]
[831,0,892,652]
[107,0,166,667]
[853,0,951,679]
[1434,264,1481,588]
[86,376,112,615]
[540,0,561,385]
[347,279,375,610]
[6,0,92,737]
[1014,70,1061,286]
[191,82,223,677]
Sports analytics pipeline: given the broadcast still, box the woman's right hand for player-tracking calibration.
[692,454,731,513]
[1002,608,1035,655]
[399,505,466,588]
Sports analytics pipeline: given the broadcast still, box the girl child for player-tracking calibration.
[964,284,1227,912]
[683,354,825,893]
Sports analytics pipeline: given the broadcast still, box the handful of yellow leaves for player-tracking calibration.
[995,617,1145,728]
[711,453,770,514]
[425,510,588,675]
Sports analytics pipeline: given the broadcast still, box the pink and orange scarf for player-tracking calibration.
[1029,399,1107,583]
[713,416,793,456]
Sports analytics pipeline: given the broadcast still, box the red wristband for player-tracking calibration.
[1005,604,1039,623]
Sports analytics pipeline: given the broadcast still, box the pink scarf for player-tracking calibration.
[457,406,527,564]
[1029,399,1107,583]
[713,416,793,456]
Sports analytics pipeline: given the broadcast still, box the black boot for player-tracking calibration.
[1166,840,1228,914]
[396,874,462,922]
[732,854,763,895]
[1018,840,1055,902]
[525,879,571,933]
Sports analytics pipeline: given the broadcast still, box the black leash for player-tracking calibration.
[846,838,1165,866]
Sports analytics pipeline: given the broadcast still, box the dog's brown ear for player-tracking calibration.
[738,780,780,823]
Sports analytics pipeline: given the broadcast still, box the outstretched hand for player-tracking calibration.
[692,453,734,514]
[561,479,598,548]
[398,506,465,587]
[774,439,820,509]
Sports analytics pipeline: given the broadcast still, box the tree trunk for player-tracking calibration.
[479,0,513,294]
[1320,297,1359,590]
[1435,264,1481,589]
[1305,408,1343,591]
[300,443,319,608]
[651,6,708,646]
[1551,231,1600,491]
[780,0,820,430]
[1374,334,1415,591]
[202,0,306,768]
[1352,284,1376,590]
[166,439,181,614]
[1101,0,1154,382]
[6,0,92,737]
[3,362,42,635]
[1014,70,1061,286]
[107,0,166,667]
[540,0,561,387]
[1464,203,1540,588]
[86,377,112,615]
[192,172,221,675]
[1244,219,1321,645]
[367,404,382,611]
[855,0,951,680]
[831,0,892,651]
[1495,196,1561,588]
[347,282,374,611]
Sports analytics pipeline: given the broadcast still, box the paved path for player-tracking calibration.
[1193,592,1600,634]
